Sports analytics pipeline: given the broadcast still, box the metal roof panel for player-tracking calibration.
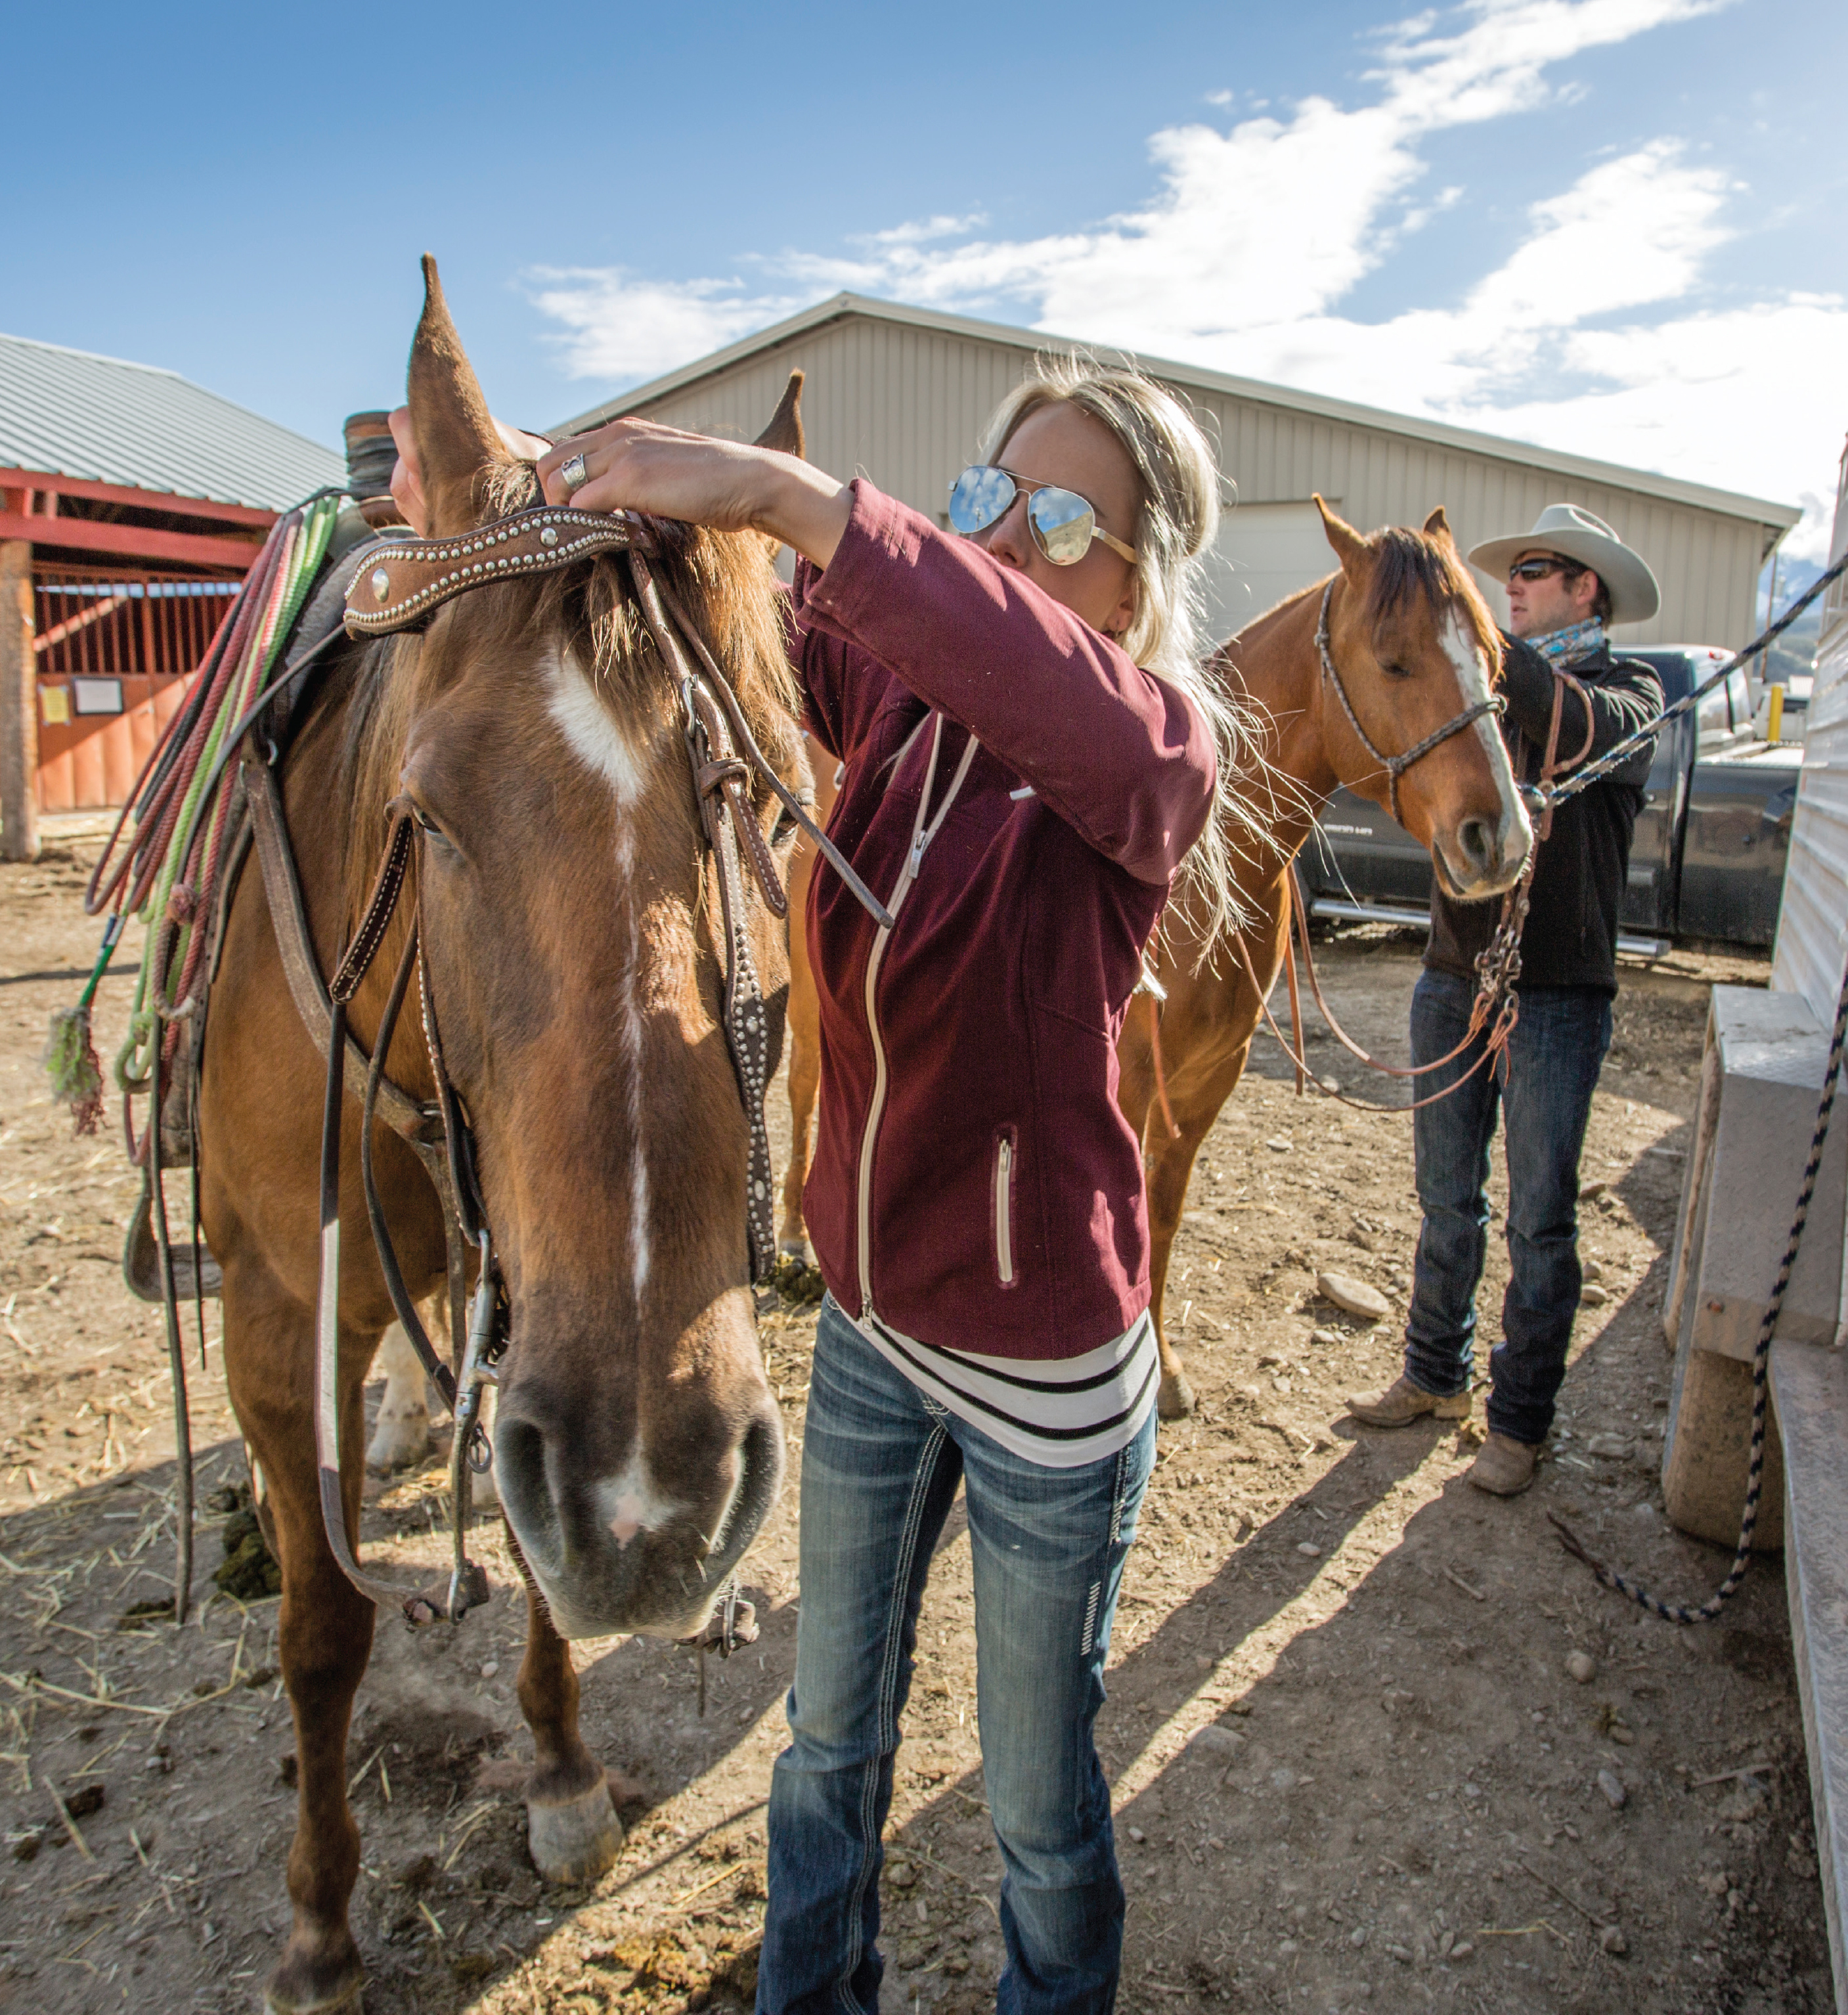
[0,332,343,512]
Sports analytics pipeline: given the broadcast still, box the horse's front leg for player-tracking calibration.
[364,1319,431,1472]
[226,1281,378,2015]
[510,1543,625,1884]
[779,1013,821,1260]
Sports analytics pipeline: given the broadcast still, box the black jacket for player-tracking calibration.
[1426,635,1663,996]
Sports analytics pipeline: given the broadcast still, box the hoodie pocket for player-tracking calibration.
[992,1127,1019,1289]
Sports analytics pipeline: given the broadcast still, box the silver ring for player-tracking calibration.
[559,453,589,495]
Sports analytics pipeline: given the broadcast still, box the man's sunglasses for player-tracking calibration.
[1508,556,1584,585]
[947,466,1139,567]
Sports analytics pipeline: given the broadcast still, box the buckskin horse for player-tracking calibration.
[776,500,1529,1418]
[1116,500,1531,1417]
[197,263,812,2014]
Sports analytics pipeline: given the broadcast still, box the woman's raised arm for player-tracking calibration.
[535,418,853,569]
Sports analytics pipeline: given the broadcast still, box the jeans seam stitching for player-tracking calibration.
[836,1416,948,2012]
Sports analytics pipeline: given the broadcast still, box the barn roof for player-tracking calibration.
[559,292,1800,533]
[0,331,343,513]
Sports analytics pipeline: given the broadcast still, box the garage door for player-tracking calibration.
[1199,499,1339,646]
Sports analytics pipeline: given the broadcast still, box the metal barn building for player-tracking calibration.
[560,293,1799,651]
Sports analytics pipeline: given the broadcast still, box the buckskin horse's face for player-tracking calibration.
[1314,498,1531,901]
[390,284,795,1637]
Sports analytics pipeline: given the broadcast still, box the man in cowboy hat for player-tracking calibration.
[1349,504,1665,1496]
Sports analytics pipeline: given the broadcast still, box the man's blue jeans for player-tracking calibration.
[758,1296,1154,2015]
[1402,969,1612,1447]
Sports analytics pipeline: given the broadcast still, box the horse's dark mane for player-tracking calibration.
[1365,527,1501,668]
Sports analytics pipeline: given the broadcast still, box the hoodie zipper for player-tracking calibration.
[994,1134,1015,1287]
[856,715,979,1319]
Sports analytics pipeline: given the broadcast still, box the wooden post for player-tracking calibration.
[0,541,37,862]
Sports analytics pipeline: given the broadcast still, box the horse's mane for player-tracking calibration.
[1364,527,1503,672]
[333,492,797,925]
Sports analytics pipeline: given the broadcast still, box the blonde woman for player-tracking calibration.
[537,362,1231,2015]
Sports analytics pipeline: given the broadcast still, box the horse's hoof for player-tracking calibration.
[1157,1367,1196,1421]
[527,1777,624,1885]
[778,1233,812,1264]
[262,1940,364,2014]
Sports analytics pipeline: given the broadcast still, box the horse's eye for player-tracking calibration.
[413,807,443,836]
[1382,660,1413,680]
[772,807,801,847]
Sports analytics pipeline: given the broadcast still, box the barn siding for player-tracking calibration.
[592,301,1792,651]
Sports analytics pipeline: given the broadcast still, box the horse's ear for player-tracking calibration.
[755,371,806,459]
[406,254,510,536]
[1313,494,1370,577]
[1422,505,1453,543]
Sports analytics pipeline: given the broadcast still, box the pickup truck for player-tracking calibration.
[1298,647,1801,954]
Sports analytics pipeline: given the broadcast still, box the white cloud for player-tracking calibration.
[530,0,1843,558]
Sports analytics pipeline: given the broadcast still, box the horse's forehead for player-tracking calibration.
[545,647,650,808]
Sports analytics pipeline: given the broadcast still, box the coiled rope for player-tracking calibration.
[77,494,341,1140]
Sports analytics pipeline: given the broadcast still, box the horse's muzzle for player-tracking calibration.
[492,1393,785,1639]
[1440,792,1532,900]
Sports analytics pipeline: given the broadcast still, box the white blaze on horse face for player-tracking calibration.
[546,650,652,1305]
[1439,610,1529,863]
[548,653,644,807]
[598,1454,684,1550]
[621,929,650,1307]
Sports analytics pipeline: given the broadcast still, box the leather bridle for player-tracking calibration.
[306,497,890,1626]
[1315,579,1505,826]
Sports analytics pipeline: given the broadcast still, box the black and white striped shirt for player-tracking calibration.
[845,1300,1160,1469]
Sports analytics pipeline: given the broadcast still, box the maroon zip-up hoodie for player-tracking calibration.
[793,481,1216,1362]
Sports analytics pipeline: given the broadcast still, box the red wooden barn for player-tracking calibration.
[0,333,342,843]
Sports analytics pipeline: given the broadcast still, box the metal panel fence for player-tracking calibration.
[32,564,241,812]
[1771,436,1848,1030]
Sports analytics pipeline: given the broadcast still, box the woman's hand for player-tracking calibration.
[537,418,851,569]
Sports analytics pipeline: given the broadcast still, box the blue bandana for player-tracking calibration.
[1533,617,1606,669]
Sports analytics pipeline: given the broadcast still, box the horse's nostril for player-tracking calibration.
[1459,818,1495,874]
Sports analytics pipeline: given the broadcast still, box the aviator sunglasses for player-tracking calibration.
[1507,556,1584,585]
[948,465,1139,567]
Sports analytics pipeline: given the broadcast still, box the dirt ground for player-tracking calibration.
[0,824,1833,2014]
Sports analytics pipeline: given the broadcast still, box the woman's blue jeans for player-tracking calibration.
[758,1295,1154,2015]
[1402,969,1612,1447]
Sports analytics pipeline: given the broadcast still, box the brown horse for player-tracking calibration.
[198,266,806,2014]
[1114,498,1531,1416]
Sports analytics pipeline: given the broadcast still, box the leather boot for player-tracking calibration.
[1466,1432,1539,1496]
[1346,1375,1472,1428]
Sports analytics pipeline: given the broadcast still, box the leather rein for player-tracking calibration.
[294,497,889,1628]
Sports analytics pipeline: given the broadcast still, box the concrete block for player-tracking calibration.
[1660,1344,1784,1551]
[1771,1339,1848,2013]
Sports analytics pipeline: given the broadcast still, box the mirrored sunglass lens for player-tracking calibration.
[948,466,1016,536]
[1029,486,1095,565]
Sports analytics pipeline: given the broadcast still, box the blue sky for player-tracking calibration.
[6,0,1844,557]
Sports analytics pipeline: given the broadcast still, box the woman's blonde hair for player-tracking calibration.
[979,355,1250,953]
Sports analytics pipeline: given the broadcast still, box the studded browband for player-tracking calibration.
[343,505,656,635]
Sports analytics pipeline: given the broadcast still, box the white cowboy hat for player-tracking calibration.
[1468,504,1660,626]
